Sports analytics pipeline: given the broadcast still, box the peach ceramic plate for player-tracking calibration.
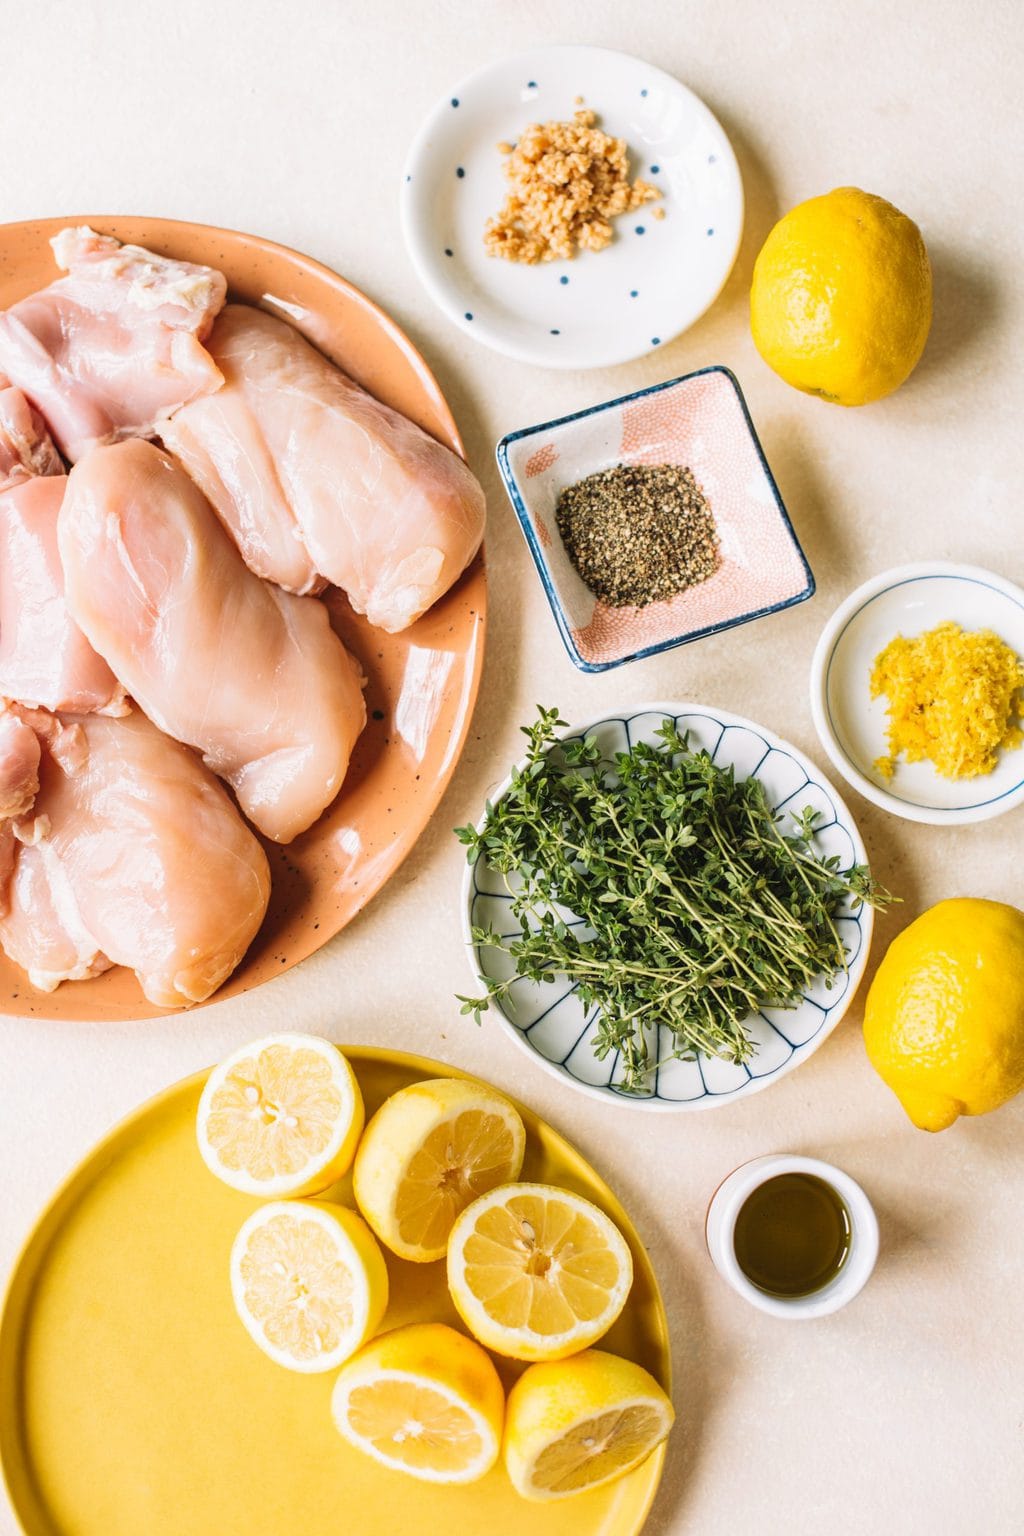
[0,1047,671,1536]
[0,217,487,1021]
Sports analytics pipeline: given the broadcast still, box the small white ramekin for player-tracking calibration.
[705,1154,879,1319]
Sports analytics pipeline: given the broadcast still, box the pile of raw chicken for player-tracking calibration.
[0,228,485,1008]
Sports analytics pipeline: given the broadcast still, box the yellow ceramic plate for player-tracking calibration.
[0,1049,670,1535]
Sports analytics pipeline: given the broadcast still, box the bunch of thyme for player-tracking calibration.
[456,707,893,1093]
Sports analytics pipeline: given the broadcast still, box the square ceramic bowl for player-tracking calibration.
[496,366,814,671]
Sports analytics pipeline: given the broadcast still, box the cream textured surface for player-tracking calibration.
[1,3,1022,1533]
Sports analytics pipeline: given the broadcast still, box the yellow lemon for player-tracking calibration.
[750,187,932,406]
[196,1033,364,1197]
[503,1349,674,1502]
[446,1182,633,1362]
[863,897,1024,1130]
[230,1200,388,1373]
[330,1322,504,1484]
[352,1077,526,1263]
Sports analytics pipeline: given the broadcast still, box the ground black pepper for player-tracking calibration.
[555,462,719,607]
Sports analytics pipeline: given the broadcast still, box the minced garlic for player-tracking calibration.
[483,107,661,264]
[870,620,1024,780]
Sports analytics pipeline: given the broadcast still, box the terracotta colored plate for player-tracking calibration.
[0,216,487,1021]
[0,1047,670,1535]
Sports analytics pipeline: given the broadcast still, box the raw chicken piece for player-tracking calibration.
[161,304,485,630]
[0,375,63,489]
[59,440,366,843]
[0,834,112,992]
[0,227,226,463]
[0,712,40,820]
[0,474,126,714]
[0,710,110,986]
[0,704,270,1006]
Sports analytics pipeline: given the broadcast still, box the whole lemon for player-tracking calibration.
[863,898,1024,1131]
[750,187,932,406]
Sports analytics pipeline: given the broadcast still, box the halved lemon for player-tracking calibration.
[331,1322,504,1484]
[196,1033,363,1197]
[503,1349,674,1501]
[446,1182,633,1361]
[230,1200,388,1373]
[352,1077,526,1262]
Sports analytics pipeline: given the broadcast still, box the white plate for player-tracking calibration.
[461,704,874,1111]
[810,563,1024,826]
[401,46,743,369]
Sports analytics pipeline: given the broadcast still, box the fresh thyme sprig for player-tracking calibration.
[456,707,894,1093]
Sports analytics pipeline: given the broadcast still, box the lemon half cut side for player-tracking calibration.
[196,1032,364,1197]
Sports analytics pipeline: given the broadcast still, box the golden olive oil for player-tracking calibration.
[733,1173,852,1297]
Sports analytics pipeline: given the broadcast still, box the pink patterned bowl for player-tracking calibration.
[496,366,814,671]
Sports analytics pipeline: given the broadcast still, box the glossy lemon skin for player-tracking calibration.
[863,898,1024,1130]
[503,1349,674,1502]
[750,187,932,406]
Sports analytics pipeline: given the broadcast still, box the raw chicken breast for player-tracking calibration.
[0,835,112,992]
[0,227,226,463]
[59,440,366,843]
[0,376,63,489]
[0,705,270,1006]
[161,304,485,630]
[0,712,40,820]
[0,475,126,714]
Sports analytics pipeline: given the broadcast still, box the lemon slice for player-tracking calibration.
[331,1322,504,1484]
[230,1200,388,1373]
[196,1033,363,1197]
[446,1182,633,1361]
[503,1349,674,1501]
[352,1077,526,1262]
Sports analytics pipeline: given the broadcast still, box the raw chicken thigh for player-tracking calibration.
[0,227,226,463]
[0,376,63,488]
[161,304,486,630]
[0,712,40,820]
[0,475,126,714]
[0,705,270,1006]
[59,440,366,843]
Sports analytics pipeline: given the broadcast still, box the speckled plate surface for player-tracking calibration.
[0,1047,669,1536]
[401,46,743,369]
[462,704,874,1110]
[0,217,487,1021]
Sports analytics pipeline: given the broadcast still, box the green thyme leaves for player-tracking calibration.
[457,707,893,1093]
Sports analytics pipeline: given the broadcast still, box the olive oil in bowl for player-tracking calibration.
[733,1172,851,1298]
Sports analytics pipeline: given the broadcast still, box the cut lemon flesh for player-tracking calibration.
[353,1077,526,1262]
[230,1200,388,1373]
[503,1349,674,1502]
[197,1033,363,1197]
[331,1322,504,1484]
[447,1183,633,1360]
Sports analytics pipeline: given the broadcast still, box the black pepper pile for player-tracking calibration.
[555,462,719,607]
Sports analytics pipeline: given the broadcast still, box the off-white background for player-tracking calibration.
[1,2,1022,1532]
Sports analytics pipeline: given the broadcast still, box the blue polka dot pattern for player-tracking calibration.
[451,97,459,107]
[444,248,453,257]
[707,228,714,236]
[630,290,638,298]
[650,164,660,174]
[635,226,645,235]
[550,328,560,335]
[560,275,569,285]
[464,312,473,321]
[652,337,661,345]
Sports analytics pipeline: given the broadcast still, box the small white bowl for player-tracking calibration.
[810,562,1024,826]
[705,1154,879,1319]
[400,45,743,369]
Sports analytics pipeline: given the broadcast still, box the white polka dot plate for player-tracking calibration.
[401,46,743,369]
[461,704,875,1111]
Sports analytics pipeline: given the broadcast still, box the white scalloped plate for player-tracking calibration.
[461,704,874,1111]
